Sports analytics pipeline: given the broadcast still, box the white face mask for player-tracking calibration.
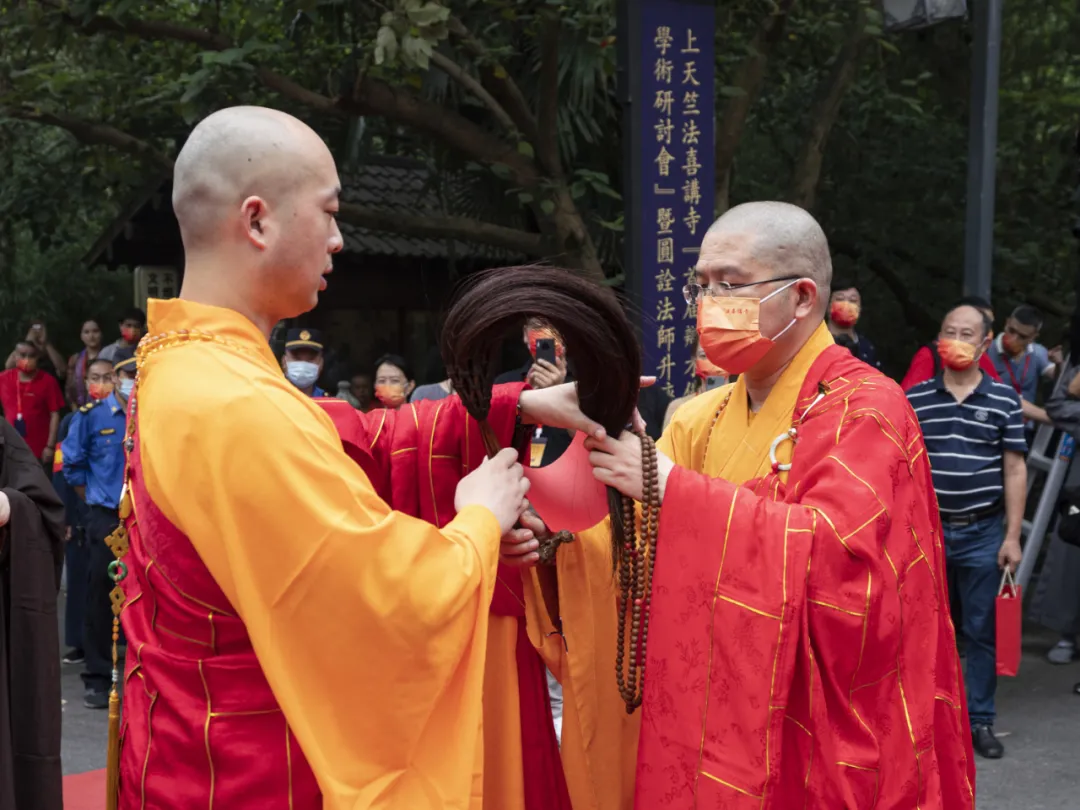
[118,378,135,399]
[285,361,320,389]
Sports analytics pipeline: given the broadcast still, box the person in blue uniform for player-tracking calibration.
[61,348,134,708]
[281,328,326,397]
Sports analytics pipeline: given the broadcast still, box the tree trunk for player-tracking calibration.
[787,6,868,211]
[714,0,796,214]
[831,238,938,334]
[545,187,605,280]
[531,14,604,281]
[0,71,15,294]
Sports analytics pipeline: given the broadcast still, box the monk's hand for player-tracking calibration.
[587,432,675,503]
[518,376,657,438]
[501,509,547,569]
[0,491,9,528]
[998,536,1022,574]
[455,447,531,534]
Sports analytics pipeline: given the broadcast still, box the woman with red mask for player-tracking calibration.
[373,354,416,410]
[826,281,883,371]
[65,319,104,408]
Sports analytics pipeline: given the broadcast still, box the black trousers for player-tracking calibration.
[82,505,119,693]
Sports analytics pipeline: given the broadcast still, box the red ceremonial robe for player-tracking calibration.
[637,346,976,809]
[318,398,570,810]
[117,382,565,810]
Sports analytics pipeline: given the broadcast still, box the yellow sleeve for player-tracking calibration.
[140,355,500,810]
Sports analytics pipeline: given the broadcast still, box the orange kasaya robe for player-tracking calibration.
[525,323,976,809]
[115,298,559,810]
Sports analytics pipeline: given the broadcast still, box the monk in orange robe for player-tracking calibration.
[108,106,595,810]
[506,202,977,809]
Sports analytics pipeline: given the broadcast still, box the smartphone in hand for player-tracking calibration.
[535,337,557,367]
[704,375,727,391]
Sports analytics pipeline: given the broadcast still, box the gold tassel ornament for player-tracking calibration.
[104,492,132,810]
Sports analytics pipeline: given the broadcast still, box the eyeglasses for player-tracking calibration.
[682,275,801,304]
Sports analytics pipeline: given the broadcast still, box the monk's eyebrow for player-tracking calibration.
[696,261,748,281]
[323,186,341,204]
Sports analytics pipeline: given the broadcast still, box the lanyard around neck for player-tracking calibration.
[1002,350,1032,395]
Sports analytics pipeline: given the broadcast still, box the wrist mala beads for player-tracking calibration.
[615,430,661,713]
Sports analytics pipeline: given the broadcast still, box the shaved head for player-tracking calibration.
[705,202,833,294]
[173,106,333,248]
[694,201,834,380]
[173,105,343,328]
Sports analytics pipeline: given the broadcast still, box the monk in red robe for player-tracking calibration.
[108,106,591,810]
[507,202,976,809]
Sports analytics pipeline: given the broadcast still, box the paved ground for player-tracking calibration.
[59,598,1080,808]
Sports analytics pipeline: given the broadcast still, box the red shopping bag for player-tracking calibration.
[996,569,1022,677]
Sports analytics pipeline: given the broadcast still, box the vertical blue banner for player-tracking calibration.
[628,1,716,399]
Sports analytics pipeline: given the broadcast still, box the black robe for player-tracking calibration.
[0,420,65,810]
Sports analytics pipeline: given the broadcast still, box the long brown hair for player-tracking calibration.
[441,264,642,553]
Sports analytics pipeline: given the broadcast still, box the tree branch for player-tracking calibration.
[787,5,869,211]
[429,50,518,135]
[448,16,539,142]
[338,203,548,256]
[2,105,174,170]
[714,0,797,213]
[535,14,563,180]
[9,104,549,258]
[341,77,541,189]
[48,4,544,191]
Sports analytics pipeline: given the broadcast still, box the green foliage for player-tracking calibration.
[0,0,1077,373]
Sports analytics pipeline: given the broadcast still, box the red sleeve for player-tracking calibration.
[315,382,528,519]
[45,374,65,412]
[0,372,11,417]
[900,346,933,391]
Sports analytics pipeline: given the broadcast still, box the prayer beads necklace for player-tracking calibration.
[614,430,661,713]
[700,390,733,463]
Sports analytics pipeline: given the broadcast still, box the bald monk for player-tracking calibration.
[504,202,977,809]
[110,106,591,810]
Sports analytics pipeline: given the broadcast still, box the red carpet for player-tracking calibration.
[63,769,105,810]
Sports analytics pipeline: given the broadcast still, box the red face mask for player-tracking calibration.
[830,301,860,329]
[937,338,978,371]
[120,326,141,343]
[15,357,34,373]
[1001,331,1027,357]
[87,382,114,401]
[375,383,407,409]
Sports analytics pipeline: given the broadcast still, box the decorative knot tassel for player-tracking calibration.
[105,686,121,810]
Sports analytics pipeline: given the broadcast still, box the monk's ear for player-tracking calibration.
[241,196,270,250]
[794,278,818,318]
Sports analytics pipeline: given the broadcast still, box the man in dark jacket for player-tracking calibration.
[0,419,65,810]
